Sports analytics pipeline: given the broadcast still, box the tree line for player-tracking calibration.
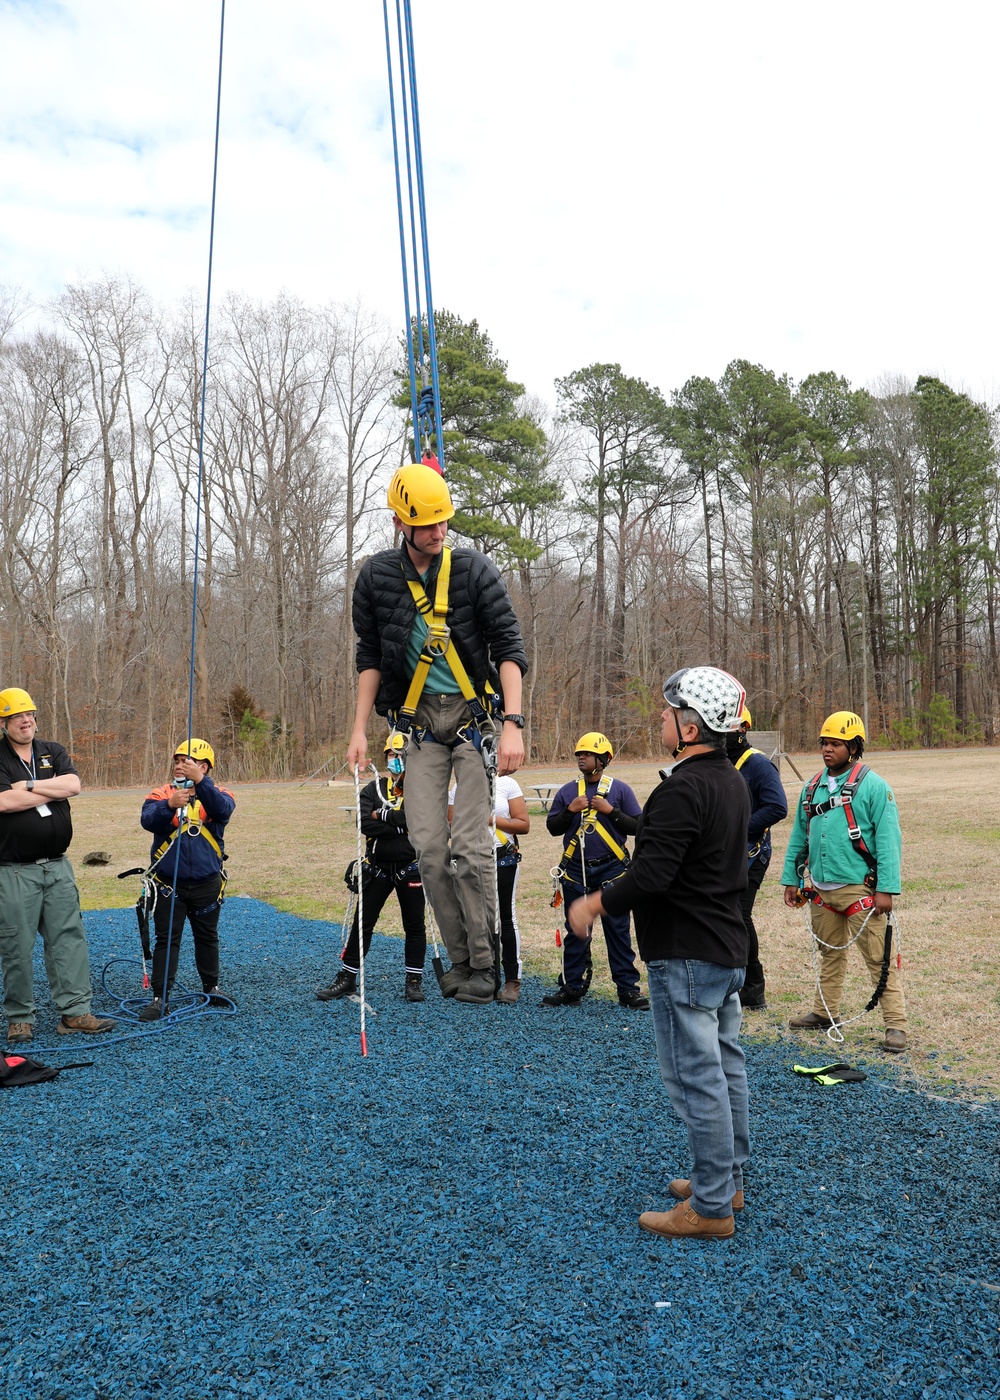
[1,279,996,786]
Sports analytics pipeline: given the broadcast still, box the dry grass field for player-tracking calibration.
[71,749,1000,1096]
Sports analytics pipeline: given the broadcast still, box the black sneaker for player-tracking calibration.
[404,974,425,1003]
[316,970,356,1002]
[740,983,767,1011]
[618,990,651,1010]
[204,986,232,1008]
[541,987,584,1007]
[138,997,164,1022]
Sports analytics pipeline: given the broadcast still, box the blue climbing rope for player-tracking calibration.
[382,0,446,469]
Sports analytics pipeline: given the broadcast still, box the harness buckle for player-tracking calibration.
[423,625,450,658]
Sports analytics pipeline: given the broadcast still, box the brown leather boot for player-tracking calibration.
[6,1022,32,1044]
[669,1178,744,1212]
[639,1200,735,1239]
[57,1013,115,1035]
[788,1010,838,1029]
[496,979,521,1004]
[884,1028,908,1053]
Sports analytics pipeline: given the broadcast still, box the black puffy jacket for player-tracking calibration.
[353,540,528,717]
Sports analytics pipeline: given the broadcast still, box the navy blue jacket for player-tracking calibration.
[141,775,235,883]
[546,775,642,866]
[732,745,787,867]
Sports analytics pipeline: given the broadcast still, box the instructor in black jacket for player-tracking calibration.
[568,666,751,1240]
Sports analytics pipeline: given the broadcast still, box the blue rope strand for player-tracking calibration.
[156,0,226,1013]
[381,0,420,456]
[402,0,445,468]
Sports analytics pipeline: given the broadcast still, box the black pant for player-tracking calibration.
[496,856,522,982]
[739,858,768,990]
[341,864,426,975]
[151,874,223,996]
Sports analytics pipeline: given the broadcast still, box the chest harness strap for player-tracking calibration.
[735,747,769,861]
[802,761,877,888]
[153,797,224,865]
[393,545,497,745]
[560,772,627,869]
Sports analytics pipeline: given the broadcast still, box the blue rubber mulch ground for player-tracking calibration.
[3,898,999,1400]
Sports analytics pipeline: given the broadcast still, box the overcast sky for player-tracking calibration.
[2,0,998,408]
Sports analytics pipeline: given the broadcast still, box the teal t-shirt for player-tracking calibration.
[780,765,902,893]
[404,571,463,697]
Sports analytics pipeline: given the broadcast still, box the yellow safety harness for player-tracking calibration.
[561,772,628,866]
[396,545,497,734]
[734,746,768,861]
[153,796,224,864]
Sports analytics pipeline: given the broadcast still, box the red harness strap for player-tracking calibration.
[806,889,875,919]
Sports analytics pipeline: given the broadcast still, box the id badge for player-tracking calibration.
[36,804,52,817]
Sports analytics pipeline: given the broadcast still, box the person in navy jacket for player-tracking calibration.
[542,732,647,1008]
[138,737,235,1019]
[726,707,787,1009]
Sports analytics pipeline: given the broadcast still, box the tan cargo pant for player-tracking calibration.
[810,883,907,1030]
[402,693,497,971]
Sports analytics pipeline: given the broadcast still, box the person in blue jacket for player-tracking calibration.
[138,738,235,1020]
[542,732,648,1008]
[726,707,788,1009]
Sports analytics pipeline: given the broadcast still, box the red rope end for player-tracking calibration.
[360,1030,369,1058]
[554,930,562,947]
[142,973,150,989]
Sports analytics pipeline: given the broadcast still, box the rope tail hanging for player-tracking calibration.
[157,0,226,1013]
[381,0,446,470]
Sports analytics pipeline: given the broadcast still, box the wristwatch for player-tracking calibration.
[502,713,526,729]
[26,779,35,792]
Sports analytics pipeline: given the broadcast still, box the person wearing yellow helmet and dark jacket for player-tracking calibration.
[316,734,427,1005]
[346,464,528,1007]
[0,687,115,1045]
[138,738,235,1021]
[781,710,907,1054]
[542,732,648,1009]
[726,706,788,1010]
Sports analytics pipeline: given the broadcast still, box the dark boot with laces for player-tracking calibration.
[404,974,425,1003]
[316,970,356,1002]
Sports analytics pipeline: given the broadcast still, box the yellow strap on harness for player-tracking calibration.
[562,772,627,865]
[399,545,481,719]
[734,747,763,772]
[153,795,223,864]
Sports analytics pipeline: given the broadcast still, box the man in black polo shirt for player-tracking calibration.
[568,666,750,1240]
[0,687,114,1044]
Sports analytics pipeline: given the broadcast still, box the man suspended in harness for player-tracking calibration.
[316,734,428,1005]
[542,732,648,1009]
[346,464,528,1007]
[138,738,235,1021]
[782,710,908,1054]
[726,706,788,1010]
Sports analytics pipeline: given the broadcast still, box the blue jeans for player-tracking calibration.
[647,959,750,1219]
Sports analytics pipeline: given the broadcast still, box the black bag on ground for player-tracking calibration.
[1,1054,92,1087]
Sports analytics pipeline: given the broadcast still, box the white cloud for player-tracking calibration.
[1,0,998,405]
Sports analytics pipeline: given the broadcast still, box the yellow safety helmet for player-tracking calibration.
[387,464,455,526]
[819,711,866,743]
[384,733,407,753]
[740,707,752,728]
[0,687,37,718]
[173,738,216,769]
[575,731,614,762]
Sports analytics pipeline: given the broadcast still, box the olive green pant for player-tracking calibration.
[0,857,94,1024]
[810,883,907,1030]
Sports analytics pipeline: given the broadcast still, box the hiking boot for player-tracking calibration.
[454,968,496,1004]
[58,1012,115,1035]
[618,989,650,1010]
[884,1028,908,1053]
[639,1201,735,1240]
[541,987,583,1007]
[740,982,767,1011]
[6,1022,32,1045]
[205,986,232,1007]
[496,979,521,1004]
[316,971,356,1002]
[404,974,426,1003]
[138,997,164,1022]
[788,1010,838,1029]
[439,962,472,998]
[669,1177,744,1212]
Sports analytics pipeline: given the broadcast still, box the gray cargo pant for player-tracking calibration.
[0,856,94,1023]
[403,694,497,972]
